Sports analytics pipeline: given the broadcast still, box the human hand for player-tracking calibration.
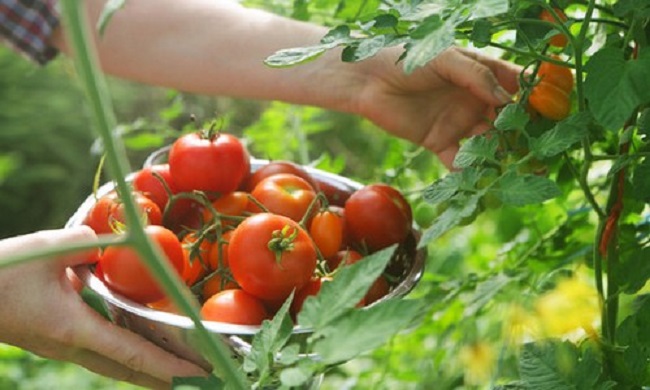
[0,226,207,389]
[355,46,522,168]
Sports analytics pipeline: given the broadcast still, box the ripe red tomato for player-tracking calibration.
[365,275,390,305]
[540,8,569,48]
[132,164,175,211]
[201,191,250,228]
[206,230,233,271]
[83,191,162,235]
[529,81,571,121]
[249,173,318,223]
[99,225,184,304]
[180,232,210,286]
[326,248,363,271]
[168,132,250,194]
[242,160,319,192]
[313,177,355,207]
[202,272,238,300]
[201,289,269,325]
[344,184,412,252]
[309,210,344,259]
[537,56,574,93]
[228,213,317,301]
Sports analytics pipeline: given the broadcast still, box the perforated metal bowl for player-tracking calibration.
[66,148,426,375]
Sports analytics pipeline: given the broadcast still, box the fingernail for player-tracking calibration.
[494,86,513,105]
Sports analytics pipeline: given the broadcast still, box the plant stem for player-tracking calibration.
[58,1,248,387]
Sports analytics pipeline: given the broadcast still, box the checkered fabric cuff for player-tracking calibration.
[0,0,60,65]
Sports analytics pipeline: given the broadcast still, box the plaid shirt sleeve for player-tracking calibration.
[0,0,60,65]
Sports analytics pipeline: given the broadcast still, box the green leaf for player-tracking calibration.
[298,246,395,330]
[80,286,113,322]
[463,273,515,316]
[494,171,561,206]
[470,19,492,48]
[423,172,463,204]
[403,15,457,74]
[638,108,650,138]
[418,194,480,248]
[519,341,578,390]
[631,158,650,203]
[279,364,315,388]
[529,112,590,159]
[453,135,499,169]
[615,247,650,294]
[312,298,426,364]
[470,0,509,19]
[264,44,334,68]
[494,104,530,131]
[345,35,387,62]
[584,47,650,130]
[245,293,295,381]
[96,0,126,36]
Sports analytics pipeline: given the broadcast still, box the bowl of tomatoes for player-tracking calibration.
[66,131,426,370]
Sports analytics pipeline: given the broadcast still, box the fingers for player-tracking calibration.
[73,303,208,383]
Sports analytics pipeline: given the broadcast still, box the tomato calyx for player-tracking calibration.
[198,120,223,141]
[267,225,299,265]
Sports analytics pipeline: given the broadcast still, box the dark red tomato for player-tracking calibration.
[313,177,355,207]
[365,275,390,305]
[326,248,363,271]
[242,160,319,192]
[344,184,412,252]
[180,232,210,286]
[249,173,318,223]
[168,132,250,194]
[529,81,571,121]
[228,213,317,301]
[539,8,569,48]
[99,225,184,304]
[309,210,344,259]
[201,191,250,228]
[83,191,162,235]
[201,289,269,325]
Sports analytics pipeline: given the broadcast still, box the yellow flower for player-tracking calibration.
[460,342,496,386]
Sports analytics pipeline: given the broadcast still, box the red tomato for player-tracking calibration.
[249,173,318,223]
[365,275,390,305]
[206,230,233,271]
[540,8,569,48]
[228,213,318,301]
[201,191,249,228]
[344,184,412,252]
[148,296,181,315]
[201,289,269,325]
[99,225,184,304]
[537,56,574,93]
[180,232,210,286]
[83,191,162,235]
[529,81,571,121]
[313,177,355,207]
[132,164,193,226]
[327,248,363,271]
[309,210,344,259]
[242,160,319,192]
[168,132,250,194]
[202,272,238,300]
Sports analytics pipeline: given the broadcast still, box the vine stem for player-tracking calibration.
[58,1,248,387]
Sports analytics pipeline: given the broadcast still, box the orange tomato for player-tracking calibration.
[529,81,571,121]
[539,8,569,48]
[537,56,574,93]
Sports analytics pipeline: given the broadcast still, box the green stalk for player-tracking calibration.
[58,1,248,387]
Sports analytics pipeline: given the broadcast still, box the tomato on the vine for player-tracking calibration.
[344,184,412,252]
[180,232,210,286]
[168,131,250,194]
[249,173,318,223]
[539,8,569,48]
[309,209,344,259]
[98,225,184,304]
[201,191,249,228]
[83,191,162,234]
[201,289,269,325]
[228,213,317,301]
[537,56,574,93]
[529,81,571,121]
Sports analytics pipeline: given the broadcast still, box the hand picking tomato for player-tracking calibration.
[249,173,318,223]
[529,80,571,121]
[83,191,162,234]
[98,225,184,304]
[344,184,412,252]
[228,213,317,301]
[201,289,270,325]
[242,160,319,192]
[168,131,250,194]
[539,8,569,48]
[537,56,573,93]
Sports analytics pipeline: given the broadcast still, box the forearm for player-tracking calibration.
[51,0,375,114]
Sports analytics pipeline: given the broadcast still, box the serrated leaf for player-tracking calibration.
[418,194,480,248]
[97,0,126,36]
[584,47,650,130]
[264,44,335,68]
[530,112,590,158]
[423,173,462,203]
[312,298,426,364]
[494,103,530,131]
[463,273,515,316]
[403,15,457,73]
[245,293,294,380]
[279,364,314,388]
[277,344,301,365]
[470,19,492,48]
[298,246,395,330]
[347,35,387,62]
[519,341,577,390]
[453,135,499,168]
[631,158,650,203]
[615,247,650,294]
[495,172,561,206]
[470,0,509,19]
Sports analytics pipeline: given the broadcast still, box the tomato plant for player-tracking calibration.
[98,225,184,304]
[200,289,269,325]
[344,184,412,252]
[168,130,250,194]
[228,213,317,301]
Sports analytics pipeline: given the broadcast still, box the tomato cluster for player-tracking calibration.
[82,131,413,326]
